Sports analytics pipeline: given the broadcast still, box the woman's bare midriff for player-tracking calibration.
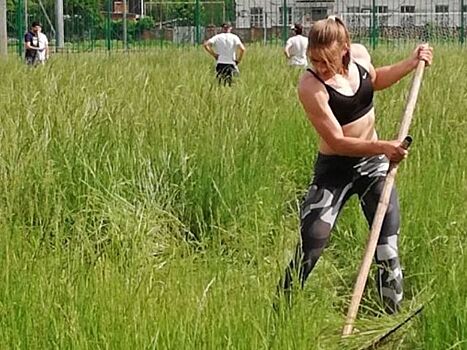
[318,108,377,155]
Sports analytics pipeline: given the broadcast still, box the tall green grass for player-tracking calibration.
[0,45,466,349]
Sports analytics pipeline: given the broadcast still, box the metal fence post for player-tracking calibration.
[16,0,24,57]
[90,11,95,51]
[24,0,27,31]
[123,0,128,50]
[195,0,201,44]
[106,0,112,51]
[461,0,465,44]
[371,0,376,49]
[0,0,7,57]
[282,0,287,44]
[55,0,64,50]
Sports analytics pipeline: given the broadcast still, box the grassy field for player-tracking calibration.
[0,45,466,349]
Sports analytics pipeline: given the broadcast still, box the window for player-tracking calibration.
[250,7,264,27]
[279,6,293,25]
[378,16,389,26]
[435,5,448,13]
[400,5,415,13]
[347,8,360,28]
[435,5,449,26]
[238,10,248,18]
[375,6,388,26]
[376,6,388,13]
[347,6,360,13]
[400,5,415,26]
[296,0,333,2]
[401,15,415,26]
[435,4,449,25]
[311,7,327,21]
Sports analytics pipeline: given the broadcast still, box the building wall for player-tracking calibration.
[338,0,466,27]
[235,0,335,28]
[235,0,467,28]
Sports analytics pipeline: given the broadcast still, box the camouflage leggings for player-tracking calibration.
[283,153,403,313]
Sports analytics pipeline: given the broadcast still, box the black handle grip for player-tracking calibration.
[400,135,413,150]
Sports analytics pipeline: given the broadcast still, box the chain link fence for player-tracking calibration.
[4,0,466,56]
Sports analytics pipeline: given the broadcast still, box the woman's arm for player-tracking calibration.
[298,74,407,162]
[373,57,418,91]
[352,43,433,91]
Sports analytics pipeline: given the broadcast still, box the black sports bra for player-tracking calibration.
[307,63,374,126]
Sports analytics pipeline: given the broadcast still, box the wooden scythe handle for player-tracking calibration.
[342,60,426,336]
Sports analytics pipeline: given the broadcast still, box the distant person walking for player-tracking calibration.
[24,22,42,65]
[284,23,308,68]
[37,26,49,64]
[203,22,246,86]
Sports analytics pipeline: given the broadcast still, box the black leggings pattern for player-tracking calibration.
[283,154,403,313]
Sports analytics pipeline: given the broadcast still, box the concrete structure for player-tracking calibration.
[235,0,467,28]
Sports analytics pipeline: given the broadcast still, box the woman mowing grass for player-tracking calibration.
[281,16,433,314]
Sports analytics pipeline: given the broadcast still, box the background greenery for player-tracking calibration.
[0,45,466,349]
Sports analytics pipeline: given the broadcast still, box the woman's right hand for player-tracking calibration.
[380,140,408,163]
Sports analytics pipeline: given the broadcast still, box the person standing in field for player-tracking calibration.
[284,23,308,68]
[37,26,49,64]
[203,22,246,86]
[24,22,42,66]
[280,16,433,313]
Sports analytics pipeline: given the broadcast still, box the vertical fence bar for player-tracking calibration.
[0,0,7,57]
[371,0,376,49]
[263,6,266,44]
[24,0,28,30]
[222,2,226,23]
[55,0,64,50]
[195,0,201,44]
[461,0,465,44]
[284,0,288,44]
[16,0,24,57]
[159,4,163,49]
[91,12,95,52]
[123,0,128,50]
[106,0,112,51]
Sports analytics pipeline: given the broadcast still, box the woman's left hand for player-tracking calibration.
[411,44,433,67]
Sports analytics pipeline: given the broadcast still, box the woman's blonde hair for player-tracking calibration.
[307,16,351,75]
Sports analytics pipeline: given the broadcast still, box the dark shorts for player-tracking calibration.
[26,55,38,66]
[215,63,236,82]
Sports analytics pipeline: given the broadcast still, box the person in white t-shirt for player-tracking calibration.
[203,22,246,86]
[284,23,308,68]
[37,26,49,64]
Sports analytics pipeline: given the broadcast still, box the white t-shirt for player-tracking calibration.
[285,35,308,67]
[37,32,48,61]
[207,32,243,65]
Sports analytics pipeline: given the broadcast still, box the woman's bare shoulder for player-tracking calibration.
[351,43,372,70]
[298,70,325,96]
[298,70,330,112]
